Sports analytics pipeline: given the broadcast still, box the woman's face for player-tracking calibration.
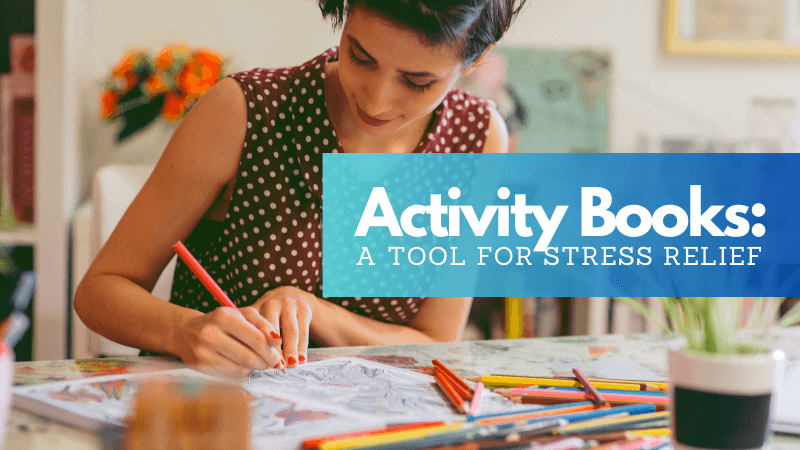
[337,5,466,136]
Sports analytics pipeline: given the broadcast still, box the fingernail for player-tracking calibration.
[273,362,282,369]
[299,355,306,363]
[287,357,297,366]
[270,331,282,340]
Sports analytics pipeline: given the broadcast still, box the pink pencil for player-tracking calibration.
[532,437,585,450]
[509,388,670,404]
[469,381,485,416]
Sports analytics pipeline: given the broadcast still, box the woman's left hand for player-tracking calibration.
[249,286,315,367]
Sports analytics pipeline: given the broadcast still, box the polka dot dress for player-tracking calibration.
[169,47,492,328]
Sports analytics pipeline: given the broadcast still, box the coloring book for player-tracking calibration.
[13,357,528,449]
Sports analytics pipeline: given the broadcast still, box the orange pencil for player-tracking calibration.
[173,241,285,370]
[478,403,599,425]
[435,372,469,414]
[435,367,472,400]
[432,360,473,396]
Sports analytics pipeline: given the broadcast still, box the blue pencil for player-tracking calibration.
[543,386,669,397]
[513,403,657,428]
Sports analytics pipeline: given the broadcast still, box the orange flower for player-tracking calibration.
[99,89,119,120]
[156,43,191,71]
[111,49,146,93]
[161,91,192,122]
[194,48,224,78]
[143,72,170,97]
[178,50,225,98]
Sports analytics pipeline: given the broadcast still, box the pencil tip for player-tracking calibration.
[466,376,481,382]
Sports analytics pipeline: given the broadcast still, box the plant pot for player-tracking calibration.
[668,338,785,450]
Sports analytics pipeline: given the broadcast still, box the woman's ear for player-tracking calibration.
[462,44,495,75]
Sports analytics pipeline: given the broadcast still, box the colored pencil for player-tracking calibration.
[477,404,598,426]
[509,403,656,426]
[435,367,472,401]
[502,388,671,405]
[317,423,465,450]
[435,372,469,414]
[469,382,484,416]
[511,397,667,411]
[428,406,656,450]
[470,375,667,392]
[172,241,285,370]
[303,422,447,449]
[534,437,585,450]
[467,401,594,422]
[173,242,243,317]
[557,411,670,434]
[573,368,606,406]
[592,436,670,450]
[473,376,642,391]
[433,360,474,396]
[345,418,568,450]
[534,386,668,397]
[626,428,671,437]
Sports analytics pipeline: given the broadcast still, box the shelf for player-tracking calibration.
[0,225,37,246]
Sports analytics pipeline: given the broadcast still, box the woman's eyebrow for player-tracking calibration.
[347,36,376,61]
[347,35,439,79]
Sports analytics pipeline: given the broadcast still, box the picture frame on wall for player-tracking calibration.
[663,0,800,57]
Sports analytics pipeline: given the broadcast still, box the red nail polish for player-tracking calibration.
[287,356,297,366]
[273,362,282,369]
[299,355,306,363]
[270,331,282,340]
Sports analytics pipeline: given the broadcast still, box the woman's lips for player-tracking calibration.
[356,103,391,127]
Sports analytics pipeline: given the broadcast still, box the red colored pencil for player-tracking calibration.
[432,360,473,396]
[435,372,469,414]
[302,421,447,449]
[172,241,285,370]
[435,367,472,400]
[573,368,606,406]
[173,241,243,317]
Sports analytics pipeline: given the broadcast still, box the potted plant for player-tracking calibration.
[617,298,800,450]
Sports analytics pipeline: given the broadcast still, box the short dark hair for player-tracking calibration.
[318,0,528,65]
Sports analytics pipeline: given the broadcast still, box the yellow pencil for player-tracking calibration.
[627,428,671,437]
[478,376,642,391]
[318,423,463,450]
[557,411,671,433]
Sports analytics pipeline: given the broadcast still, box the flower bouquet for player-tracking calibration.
[100,44,227,141]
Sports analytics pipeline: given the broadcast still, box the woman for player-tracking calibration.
[75,0,527,377]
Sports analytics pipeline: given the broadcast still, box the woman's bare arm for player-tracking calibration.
[74,79,282,373]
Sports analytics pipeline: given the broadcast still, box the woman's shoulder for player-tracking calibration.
[433,87,507,154]
[226,48,337,104]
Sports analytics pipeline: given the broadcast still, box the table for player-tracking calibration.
[5,333,800,449]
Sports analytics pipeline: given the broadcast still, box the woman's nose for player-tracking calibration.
[361,75,394,118]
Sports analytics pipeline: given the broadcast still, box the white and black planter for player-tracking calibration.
[668,339,785,450]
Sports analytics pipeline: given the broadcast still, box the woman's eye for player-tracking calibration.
[348,48,371,67]
[404,78,435,93]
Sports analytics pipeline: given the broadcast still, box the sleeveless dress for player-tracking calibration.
[167,47,492,332]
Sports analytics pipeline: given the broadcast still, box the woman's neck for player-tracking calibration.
[324,61,434,154]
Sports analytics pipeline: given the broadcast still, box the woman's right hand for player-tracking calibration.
[175,306,285,377]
